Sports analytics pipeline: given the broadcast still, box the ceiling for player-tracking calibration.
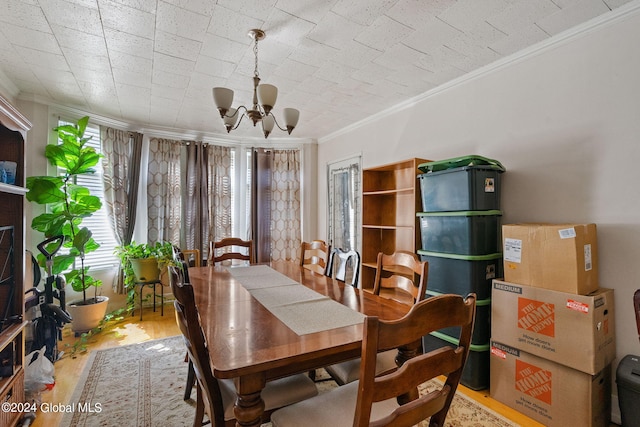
[0,0,632,141]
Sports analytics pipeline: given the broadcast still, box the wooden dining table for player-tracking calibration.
[188,261,412,427]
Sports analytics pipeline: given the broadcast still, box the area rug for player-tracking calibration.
[61,336,518,427]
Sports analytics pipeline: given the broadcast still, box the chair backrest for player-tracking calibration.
[173,246,201,269]
[210,238,253,265]
[373,251,428,306]
[299,240,330,274]
[168,266,226,427]
[326,247,360,286]
[354,293,477,427]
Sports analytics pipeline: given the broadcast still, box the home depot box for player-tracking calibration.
[490,341,611,427]
[502,223,598,295]
[492,280,615,374]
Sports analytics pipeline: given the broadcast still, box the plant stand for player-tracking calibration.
[133,280,164,320]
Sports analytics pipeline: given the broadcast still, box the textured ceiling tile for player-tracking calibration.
[386,0,457,30]
[153,52,196,75]
[332,40,382,69]
[216,0,277,21]
[109,50,153,74]
[52,25,108,55]
[61,47,111,74]
[275,0,337,23]
[273,59,318,82]
[489,23,549,55]
[194,55,237,79]
[402,17,463,54]
[107,0,157,14]
[39,0,103,36]
[313,62,357,84]
[116,83,152,102]
[100,0,156,39]
[307,11,366,50]
[152,69,190,89]
[156,1,211,40]
[288,38,339,68]
[150,83,185,101]
[200,34,246,63]
[113,67,152,88]
[536,0,610,35]
[487,0,560,35]
[0,23,59,53]
[331,0,397,26]
[262,8,315,48]
[163,0,215,16]
[0,0,51,32]
[17,47,70,71]
[355,15,415,51]
[351,61,395,84]
[104,27,154,58]
[207,6,264,41]
[154,31,203,61]
[373,42,426,70]
[438,0,513,32]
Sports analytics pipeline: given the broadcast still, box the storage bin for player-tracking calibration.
[422,331,489,390]
[418,210,502,255]
[425,290,490,345]
[418,250,502,300]
[617,354,640,427]
[418,156,504,212]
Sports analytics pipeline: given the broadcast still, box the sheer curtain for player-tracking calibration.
[270,149,301,262]
[101,127,143,293]
[147,138,181,245]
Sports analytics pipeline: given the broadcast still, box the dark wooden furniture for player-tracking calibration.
[169,265,317,427]
[0,95,31,427]
[299,240,330,274]
[361,158,428,290]
[210,238,254,265]
[270,293,477,427]
[373,250,429,306]
[188,261,410,427]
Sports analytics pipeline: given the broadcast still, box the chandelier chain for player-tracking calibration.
[253,36,259,78]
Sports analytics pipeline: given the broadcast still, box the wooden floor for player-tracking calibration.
[29,303,545,427]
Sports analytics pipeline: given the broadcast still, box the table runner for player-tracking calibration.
[228,265,365,335]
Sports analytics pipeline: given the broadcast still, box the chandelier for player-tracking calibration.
[212,29,300,139]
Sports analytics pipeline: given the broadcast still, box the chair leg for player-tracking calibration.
[184,360,195,400]
[194,384,205,427]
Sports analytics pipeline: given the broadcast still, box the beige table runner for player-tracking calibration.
[227,265,365,335]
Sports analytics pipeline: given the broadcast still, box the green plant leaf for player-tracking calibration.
[25,178,66,204]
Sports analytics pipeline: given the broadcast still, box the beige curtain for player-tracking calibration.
[206,145,232,256]
[147,138,181,245]
[101,127,143,293]
[270,149,301,262]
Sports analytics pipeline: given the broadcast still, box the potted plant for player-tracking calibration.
[26,116,109,333]
[114,241,176,309]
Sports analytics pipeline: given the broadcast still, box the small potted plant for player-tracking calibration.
[114,241,176,307]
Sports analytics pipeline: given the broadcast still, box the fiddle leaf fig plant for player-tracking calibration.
[26,116,103,304]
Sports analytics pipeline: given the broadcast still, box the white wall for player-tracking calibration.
[317,3,640,413]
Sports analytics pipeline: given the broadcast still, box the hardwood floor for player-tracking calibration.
[29,303,545,427]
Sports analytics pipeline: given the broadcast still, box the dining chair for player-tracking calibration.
[325,247,360,286]
[300,240,330,274]
[168,266,318,427]
[209,237,254,265]
[324,250,428,385]
[270,293,477,427]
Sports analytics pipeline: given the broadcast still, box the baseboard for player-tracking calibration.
[611,393,621,425]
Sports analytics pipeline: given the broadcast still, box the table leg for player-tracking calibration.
[396,340,422,404]
[233,374,266,427]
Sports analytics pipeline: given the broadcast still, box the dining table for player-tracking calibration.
[188,260,413,427]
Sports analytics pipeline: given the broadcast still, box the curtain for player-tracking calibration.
[252,149,272,263]
[206,144,232,255]
[270,149,301,262]
[101,127,143,293]
[147,138,181,245]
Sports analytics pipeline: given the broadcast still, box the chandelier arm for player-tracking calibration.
[267,112,289,132]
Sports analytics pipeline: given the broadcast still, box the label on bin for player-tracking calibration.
[484,177,495,193]
[504,238,522,263]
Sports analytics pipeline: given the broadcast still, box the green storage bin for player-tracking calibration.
[422,331,490,391]
[418,250,502,300]
[418,155,506,174]
[418,210,502,255]
[425,290,491,345]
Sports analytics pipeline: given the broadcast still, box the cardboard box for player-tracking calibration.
[490,341,611,427]
[492,280,615,374]
[502,223,598,295]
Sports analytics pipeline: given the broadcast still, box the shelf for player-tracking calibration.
[0,183,27,195]
[363,187,414,196]
[0,322,27,351]
[363,224,414,230]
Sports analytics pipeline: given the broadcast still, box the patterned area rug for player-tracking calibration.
[61,336,517,427]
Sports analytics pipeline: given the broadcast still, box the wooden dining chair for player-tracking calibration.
[209,237,254,265]
[300,240,330,274]
[325,247,360,286]
[270,293,477,427]
[324,250,428,385]
[168,266,318,427]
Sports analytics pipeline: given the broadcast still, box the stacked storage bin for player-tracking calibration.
[416,155,505,390]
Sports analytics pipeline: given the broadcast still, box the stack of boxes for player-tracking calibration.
[490,223,616,427]
[416,155,505,390]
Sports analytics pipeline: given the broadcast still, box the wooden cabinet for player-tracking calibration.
[360,158,428,290]
[0,95,31,427]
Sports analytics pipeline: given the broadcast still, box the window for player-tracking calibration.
[59,120,119,270]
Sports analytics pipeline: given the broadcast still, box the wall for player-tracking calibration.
[317,4,640,418]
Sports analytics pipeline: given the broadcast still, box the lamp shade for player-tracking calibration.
[257,84,277,113]
[213,87,234,110]
[223,108,239,132]
[262,115,275,138]
[283,108,300,134]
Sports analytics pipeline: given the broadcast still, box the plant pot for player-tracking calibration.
[130,257,160,282]
[67,296,109,333]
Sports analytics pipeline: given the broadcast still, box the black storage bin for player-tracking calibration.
[418,250,502,300]
[617,354,640,427]
[422,331,489,390]
[418,210,502,255]
[418,161,504,212]
[425,290,491,345]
